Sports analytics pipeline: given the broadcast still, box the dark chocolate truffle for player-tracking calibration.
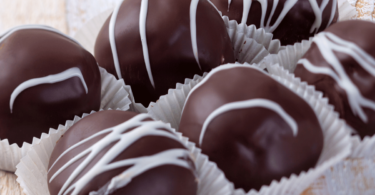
[94,0,235,107]
[295,20,375,139]
[0,25,101,147]
[179,65,323,191]
[210,0,338,45]
[48,110,197,195]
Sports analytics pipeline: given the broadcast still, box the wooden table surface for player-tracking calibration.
[0,0,373,194]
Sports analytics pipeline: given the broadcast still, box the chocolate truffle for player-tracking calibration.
[0,25,101,147]
[48,110,197,195]
[179,65,323,191]
[210,0,338,45]
[94,0,235,107]
[295,20,375,139]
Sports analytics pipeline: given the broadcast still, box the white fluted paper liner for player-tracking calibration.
[15,110,235,195]
[146,63,352,194]
[223,16,282,56]
[260,38,313,73]
[350,135,375,158]
[338,0,358,21]
[0,66,131,172]
[147,73,207,130]
[73,9,113,54]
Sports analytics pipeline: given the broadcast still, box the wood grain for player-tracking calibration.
[0,0,68,34]
[0,170,25,195]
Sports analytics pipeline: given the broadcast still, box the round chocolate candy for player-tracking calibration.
[94,0,235,107]
[179,65,323,191]
[0,25,101,146]
[210,0,338,45]
[48,110,197,195]
[295,20,375,139]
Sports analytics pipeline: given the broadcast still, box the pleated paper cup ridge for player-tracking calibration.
[147,73,207,130]
[15,110,235,195]
[0,66,131,172]
[260,38,313,73]
[146,63,352,195]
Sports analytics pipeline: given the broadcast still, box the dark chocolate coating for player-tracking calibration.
[179,66,323,191]
[48,110,197,195]
[295,20,375,139]
[210,0,338,45]
[94,0,235,107]
[0,28,101,147]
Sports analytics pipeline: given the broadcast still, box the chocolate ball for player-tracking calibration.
[179,65,323,191]
[210,0,338,45]
[48,110,197,195]
[94,0,235,107]
[0,26,101,146]
[295,20,375,139]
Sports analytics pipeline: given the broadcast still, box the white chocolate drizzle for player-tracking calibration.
[237,0,337,34]
[109,3,123,80]
[298,32,375,123]
[48,114,194,195]
[0,24,81,46]
[190,0,202,70]
[228,0,232,11]
[139,0,155,87]
[10,67,88,113]
[108,0,202,87]
[181,65,299,146]
[199,98,298,145]
[241,0,252,25]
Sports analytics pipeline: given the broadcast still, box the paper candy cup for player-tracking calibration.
[147,63,352,195]
[261,38,313,73]
[15,110,235,195]
[0,67,131,172]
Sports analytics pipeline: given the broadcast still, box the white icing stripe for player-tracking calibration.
[265,0,279,28]
[0,25,80,46]
[190,0,201,70]
[327,0,337,28]
[309,0,322,33]
[298,32,375,122]
[48,114,194,195]
[199,99,298,145]
[10,67,88,113]
[228,0,232,11]
[267,0,297,32]
[257,0,268,29]
[109,3,123,80]
[241,0,252,24]
[240,0,336,34]
[139,0,156,88]
[109,0,205,87]
[182,65,267,114]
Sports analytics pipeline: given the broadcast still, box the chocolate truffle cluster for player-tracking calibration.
[0,0,345,193]
[0,25,101,146]
[48,110,197,195]
[179,65,324,191]
[295,20,375,138]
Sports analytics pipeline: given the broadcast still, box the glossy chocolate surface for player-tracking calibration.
[94,0,235,107]
[295,20,375,139]
[48,110,197,195]
[210,0,338,45]
[179,66,323,191]
[0,28,101,146]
